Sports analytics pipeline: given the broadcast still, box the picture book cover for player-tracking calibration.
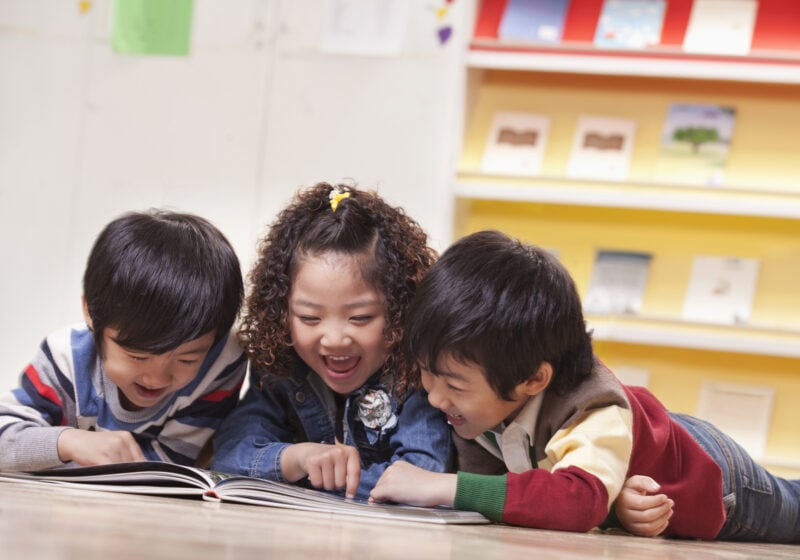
[681,255,760,325]
[0,462,489,525]
[497,0,571,44]
[593,0,666,49]
[480,111,551,176]
[565,115,636,181]
[682,0,759,56]
[584,249,652,315]
[654,103,736,186]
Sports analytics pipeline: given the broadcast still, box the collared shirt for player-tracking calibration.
[475,392,544,473]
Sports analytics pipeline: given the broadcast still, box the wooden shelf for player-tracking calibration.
[454,175,800,219]
[467,46,800,84]
[587,315,800,359]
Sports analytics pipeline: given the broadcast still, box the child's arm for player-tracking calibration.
[0,335,80,471]
[354,389,453,496]
[370,460,457,506]
[613,475,674,537]
[56,428,145,465]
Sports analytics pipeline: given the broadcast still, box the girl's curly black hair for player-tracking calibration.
[240,182,437,398]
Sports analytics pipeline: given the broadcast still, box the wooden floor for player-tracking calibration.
[0,480,797,559]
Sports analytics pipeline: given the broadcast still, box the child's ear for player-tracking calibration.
[81,295,93,331]
[518,362,553,397]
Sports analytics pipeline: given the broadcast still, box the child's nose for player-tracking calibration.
[320,328,352,349]
[425,381,447,411]
[142,362,173,387]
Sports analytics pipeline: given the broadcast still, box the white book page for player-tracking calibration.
[566,115,636,180]
[683,0,758,56]
[682,255,760,324]
[480,111,551,176]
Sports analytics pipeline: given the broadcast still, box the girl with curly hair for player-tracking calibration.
[212,182,452,499]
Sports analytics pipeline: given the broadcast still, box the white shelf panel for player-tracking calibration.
[466,48,800,84]
[587,315,800,358]
[454,177,800,219]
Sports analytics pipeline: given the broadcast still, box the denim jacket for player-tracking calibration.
[212,359,452,499]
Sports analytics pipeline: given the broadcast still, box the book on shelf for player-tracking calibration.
[594,0,666,50]
[0,461,489,525]
[696,381,775,460]
[654,103,736,187]
[681,255,760,325]
[480,111,551,176]
[584,249,652,315]
[682,0,759,56]
[497,0,571,44]
[565,115,636,181]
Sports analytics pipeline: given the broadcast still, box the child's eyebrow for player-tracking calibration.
[290,298,382,310]
[440,370,469,382]
[176,344,212,356]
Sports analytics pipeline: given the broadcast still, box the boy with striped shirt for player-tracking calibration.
[0,209,246,470]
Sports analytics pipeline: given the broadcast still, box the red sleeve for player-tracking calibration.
[503,465,609,531]
[625,386,725,539]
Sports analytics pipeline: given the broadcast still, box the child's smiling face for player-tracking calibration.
[288,251,390,395]
[100,329,215,411]
[420,354,547,440]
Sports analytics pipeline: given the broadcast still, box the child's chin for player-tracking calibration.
[452,424,479,440]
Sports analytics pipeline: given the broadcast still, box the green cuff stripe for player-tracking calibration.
[454,471,507,522]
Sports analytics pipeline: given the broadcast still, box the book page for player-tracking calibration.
[0,462,489,525]
[683,0,758,56]
[584,250,652,315]
[480,111,551,176]
[681,255,760,325]
[654,103,736,187]
[594,0,666,50]
[566,115,636,180]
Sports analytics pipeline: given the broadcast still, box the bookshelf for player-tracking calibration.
[452,0,800,472]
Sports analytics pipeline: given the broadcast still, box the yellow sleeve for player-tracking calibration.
[539,405,633,509]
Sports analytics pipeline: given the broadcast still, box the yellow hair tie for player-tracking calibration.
[329,189,351,212]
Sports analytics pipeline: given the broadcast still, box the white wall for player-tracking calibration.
[0,0,470,388]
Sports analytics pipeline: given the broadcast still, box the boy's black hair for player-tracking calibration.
[83,209,243,354]
[404,230,594,399]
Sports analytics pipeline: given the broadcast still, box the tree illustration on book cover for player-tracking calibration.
[654,103,736,187]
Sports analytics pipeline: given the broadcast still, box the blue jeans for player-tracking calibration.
[671,413,800,543]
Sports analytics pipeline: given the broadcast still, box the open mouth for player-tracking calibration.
[133,383,167,400]
[446,413,466,426]
[323,355,360,377]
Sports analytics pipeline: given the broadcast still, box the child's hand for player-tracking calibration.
[57,428,146,466]
[281,442,361,498]
[369,461,457,507]
[614,475,674,537]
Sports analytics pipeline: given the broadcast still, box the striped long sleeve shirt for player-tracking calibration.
[0,324,246,471]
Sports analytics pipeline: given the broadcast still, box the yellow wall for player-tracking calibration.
[456,70,800,476]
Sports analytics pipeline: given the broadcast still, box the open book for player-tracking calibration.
[0,462,488,525]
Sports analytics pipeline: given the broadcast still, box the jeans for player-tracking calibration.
[671,413,800,543]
